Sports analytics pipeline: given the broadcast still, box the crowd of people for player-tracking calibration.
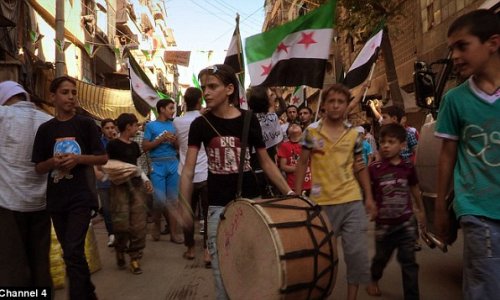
[0,8,498,300]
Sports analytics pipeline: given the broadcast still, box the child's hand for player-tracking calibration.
[416,210,427,231]
[364,197,378,221]
[144,181,153,194]
[59,153,79,171]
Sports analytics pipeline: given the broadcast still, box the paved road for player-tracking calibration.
[55,217,463,300]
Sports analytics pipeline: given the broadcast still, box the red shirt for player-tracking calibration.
[277,141,312,191]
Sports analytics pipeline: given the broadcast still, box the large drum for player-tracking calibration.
[217,196,337,300]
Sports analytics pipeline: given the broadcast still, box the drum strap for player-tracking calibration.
[236,110,252,199]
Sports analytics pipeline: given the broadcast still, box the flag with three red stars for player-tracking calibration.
[245,0,335,88]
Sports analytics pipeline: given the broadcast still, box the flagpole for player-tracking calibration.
[360,61,377,104]
[314,88,322,122]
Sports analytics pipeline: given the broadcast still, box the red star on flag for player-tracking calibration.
[260,63,273,76]
[276,42,289,53]
[135,83,142,89]
[291,96,299,104]
[297,31,317,49]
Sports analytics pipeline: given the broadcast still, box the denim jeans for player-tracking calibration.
[97,188,113,235]
[371,217,419,300]
[460,215,500,300]
[207,206,229,300]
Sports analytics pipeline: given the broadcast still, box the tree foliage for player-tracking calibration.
[337,0,406,41]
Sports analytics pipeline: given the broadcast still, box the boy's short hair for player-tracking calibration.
[247,86,269,113]
[156,99,175,113]
[382,106,405,123]
[116,113,138,132]
[184,87,202,111]
[286,105,298,112]
[101,118,115,128]
[49,76,77,93]
[379,123,407,142]
[321,83,352,103]
[448,9,500,43]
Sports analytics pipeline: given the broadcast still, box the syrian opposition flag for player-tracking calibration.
[290,85,305,107]
[342,28,384,89]
[245,0,335,88]
[127,54,160,111]
[224,15,248,109]
[224,14,244,75]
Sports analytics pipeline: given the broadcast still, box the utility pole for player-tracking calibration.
[55,0,65,77]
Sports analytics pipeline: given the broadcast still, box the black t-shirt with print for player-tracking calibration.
[31,115,105,212]
[106,139,141,165]
[188,110,265,206]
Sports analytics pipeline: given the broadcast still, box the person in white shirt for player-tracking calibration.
[0,81,52,286]
[173,87,210,265]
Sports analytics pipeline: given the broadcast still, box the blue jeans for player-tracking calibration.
[460,215,500,300]
[207,206,229,300]
[97,188,113,235]
[371,217,419,300]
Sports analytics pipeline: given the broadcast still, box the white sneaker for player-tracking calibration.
[107,234,115,247]
[199,220,205,234]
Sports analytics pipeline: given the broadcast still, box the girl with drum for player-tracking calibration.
[179,64,293,299]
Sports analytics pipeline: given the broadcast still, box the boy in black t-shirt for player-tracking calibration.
[106,113,152,274]
[32,76,107,300]
[179,64,293,299]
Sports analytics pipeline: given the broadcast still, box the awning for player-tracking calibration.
[75,80,148,122]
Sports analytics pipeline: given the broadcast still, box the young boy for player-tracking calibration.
[366,123,426,299]
[380,106,418,162]
[295,83,376,300]
[277,122,312,196]
[434,9,500,299]
[106,113,152,274]
[32,76,108,300]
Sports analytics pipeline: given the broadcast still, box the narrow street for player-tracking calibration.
[55,217,463,300]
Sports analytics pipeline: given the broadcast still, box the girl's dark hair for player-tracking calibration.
[101,118,115,128]
[379,123,407,142]
[115,113,138,132]
[49,76,77,93]
[448,9,500,43]
[247,86,269,113]
[198,64,239,106]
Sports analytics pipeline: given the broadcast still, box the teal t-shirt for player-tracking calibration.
[435,77,500,220]
[144,120,177,159]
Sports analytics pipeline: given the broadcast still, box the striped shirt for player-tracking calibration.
[0,102,52,211]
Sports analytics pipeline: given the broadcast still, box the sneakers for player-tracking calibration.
[130,259,143,275]
[107,234,116,247]
[116,251,126,269]
[199,220,205,234]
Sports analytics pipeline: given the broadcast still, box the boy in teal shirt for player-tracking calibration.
[434,9,500,300]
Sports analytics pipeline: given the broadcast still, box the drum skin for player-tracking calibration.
[217,197,337,300]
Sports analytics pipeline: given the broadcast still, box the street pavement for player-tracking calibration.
[55,217,463,300]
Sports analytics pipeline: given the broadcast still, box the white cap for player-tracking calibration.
[355,126,365,134]
[0,81,30,105]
